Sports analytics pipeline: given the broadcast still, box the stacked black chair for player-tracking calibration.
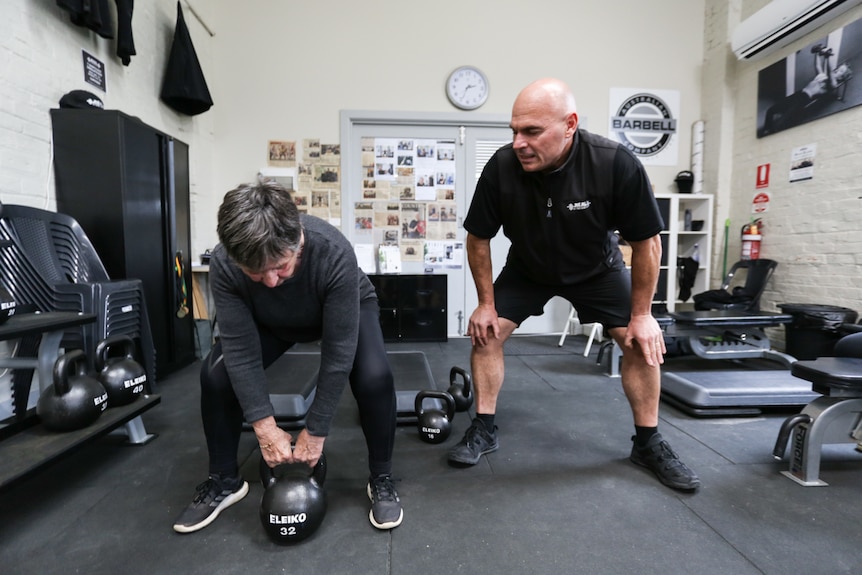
[693,259,778,312]
[0,205,156,391]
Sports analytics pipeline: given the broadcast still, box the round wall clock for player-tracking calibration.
[446,66,489,110]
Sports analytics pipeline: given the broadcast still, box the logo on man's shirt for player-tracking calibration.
[567,201,591,211]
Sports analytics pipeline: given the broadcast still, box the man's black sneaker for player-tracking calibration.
[172,474,249,533]
[630,433,701,491]
[447,418,499,466]
[367,474,403,530]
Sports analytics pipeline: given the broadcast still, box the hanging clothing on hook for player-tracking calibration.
[55,0,137,66]
[56,0,113,39]
[115,0,136,66]
[161,1,214,116]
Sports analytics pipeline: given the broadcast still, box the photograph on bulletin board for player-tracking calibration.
[757,15,862,137]
[267,140,296,167]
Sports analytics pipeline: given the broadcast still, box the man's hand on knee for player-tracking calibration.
[623,315,666,367]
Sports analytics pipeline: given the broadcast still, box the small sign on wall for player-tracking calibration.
[752,191,770,214]
[82,50,106,92]
[756,164,770,189]
[789,143,816,183]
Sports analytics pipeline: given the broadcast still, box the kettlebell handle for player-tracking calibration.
[449,366,472,396]
[414,389,455,420]
[95,334,136,371]
[259,451,327,489]
[52,349,89,395]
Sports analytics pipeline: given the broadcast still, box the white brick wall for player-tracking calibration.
[0,0,217,416]
[703,0,862,349]
[0,0,215,245]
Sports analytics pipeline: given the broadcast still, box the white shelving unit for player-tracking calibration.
[654,193,713,312]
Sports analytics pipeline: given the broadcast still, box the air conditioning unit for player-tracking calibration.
[731,0,862,60]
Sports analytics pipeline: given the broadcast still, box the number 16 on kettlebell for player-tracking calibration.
[415,390,455,444]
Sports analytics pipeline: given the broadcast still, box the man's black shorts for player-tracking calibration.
[494,265,632,329]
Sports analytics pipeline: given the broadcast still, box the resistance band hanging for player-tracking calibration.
[175,250,189,318]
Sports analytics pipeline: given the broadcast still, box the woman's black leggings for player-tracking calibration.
[200,300,396,478]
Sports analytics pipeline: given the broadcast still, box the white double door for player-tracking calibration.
[340,113,568,337]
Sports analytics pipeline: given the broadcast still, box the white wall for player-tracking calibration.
[206,0,707,250]
[2,0,705,258]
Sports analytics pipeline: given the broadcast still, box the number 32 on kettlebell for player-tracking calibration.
[259,454,328,545]
[414,390,455,444]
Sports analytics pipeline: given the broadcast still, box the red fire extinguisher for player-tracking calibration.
[741,219,762,260]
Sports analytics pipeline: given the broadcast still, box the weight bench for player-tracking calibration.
[772,333,862,486]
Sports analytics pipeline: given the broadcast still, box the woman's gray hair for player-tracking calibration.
[217,178,302,271]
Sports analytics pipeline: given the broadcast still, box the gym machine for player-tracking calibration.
[600,310,818,416]
[660,310,818,416]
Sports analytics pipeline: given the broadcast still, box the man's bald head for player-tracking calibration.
[513,78,578,118]
[510,78,579,172]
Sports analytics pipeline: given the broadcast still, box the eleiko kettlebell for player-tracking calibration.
[0,283,16,325]
[414,390,455,444]
[37,349,108,431]
[259,453,328,545]
[447,366,473,412]
[95,335,147,407]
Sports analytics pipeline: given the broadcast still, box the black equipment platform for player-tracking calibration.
[390,350,440,424]
[661,369,819,416]
[260,349,438,429]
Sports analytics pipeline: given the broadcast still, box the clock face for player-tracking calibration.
[446,66,489,110]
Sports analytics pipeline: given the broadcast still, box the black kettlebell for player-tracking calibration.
[415,390,455,444]
[37,349,108,432]
[447,366,473,412]
[0,283,16,325]
[95,335,147,407]
[259,453,328,545]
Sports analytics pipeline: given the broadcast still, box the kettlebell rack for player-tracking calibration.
[0,392,160,491]
[0,311,161,491]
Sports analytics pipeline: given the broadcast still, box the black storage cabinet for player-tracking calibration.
[369,274,447,342]
[778,303,858,360]
[50,109,196,379]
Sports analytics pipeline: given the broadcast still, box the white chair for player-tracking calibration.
[557,306,580,347]
[582,322,604,357]
[558,305,603,357]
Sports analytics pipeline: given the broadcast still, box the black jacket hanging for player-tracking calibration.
[56,0,114,39]
[160,1,213,116]
[115,0,136,66]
